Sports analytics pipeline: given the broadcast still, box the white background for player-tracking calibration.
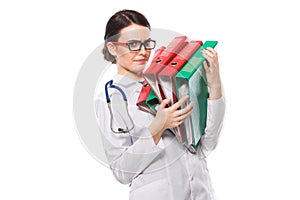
[1,0,300,199]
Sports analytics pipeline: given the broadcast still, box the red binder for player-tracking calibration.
[136,83,154,114]
[143,36,188,102]
[152,45,166,59]
[158,40,203,104]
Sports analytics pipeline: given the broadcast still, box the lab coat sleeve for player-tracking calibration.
[95,97,164,185]
[200,96,226,155]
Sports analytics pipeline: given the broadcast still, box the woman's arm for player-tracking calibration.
[200,97,225,153]
[199,48,226,154]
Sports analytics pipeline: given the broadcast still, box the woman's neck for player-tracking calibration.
[117,66,144,82]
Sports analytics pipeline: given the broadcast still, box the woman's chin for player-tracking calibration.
[132,64,146,72]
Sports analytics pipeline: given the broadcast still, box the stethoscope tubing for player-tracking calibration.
[105,80,134,134]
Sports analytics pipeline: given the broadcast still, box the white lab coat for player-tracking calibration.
[95,74,225,200]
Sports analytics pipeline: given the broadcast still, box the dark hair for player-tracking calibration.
[102,10,151,63]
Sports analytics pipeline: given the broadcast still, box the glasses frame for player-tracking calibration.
[111,39,156,51]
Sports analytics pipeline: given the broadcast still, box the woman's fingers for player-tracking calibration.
[202,48,219,77]
[202,48,218,64]
[169,95,189,111]
[203,59,210,72]
[174,101,193,117]
[202,51,214,66]
[158,96,194,128]
[159,98,171,110]
[202,47,217,58]
[174,103,194,123]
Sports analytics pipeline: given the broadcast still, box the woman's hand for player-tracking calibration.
[202,47,222,100]
[148,96,193,144]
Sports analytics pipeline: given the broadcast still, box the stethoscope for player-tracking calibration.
[105,80,135,134]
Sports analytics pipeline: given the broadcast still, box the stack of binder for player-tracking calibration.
[136,36,218,153]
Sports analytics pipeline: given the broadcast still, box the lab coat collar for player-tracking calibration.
[112,74,143,89]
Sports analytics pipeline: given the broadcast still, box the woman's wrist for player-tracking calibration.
[208,85,222,100]
[148,125,164,145]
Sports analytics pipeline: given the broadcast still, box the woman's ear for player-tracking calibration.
[106,42,117,56]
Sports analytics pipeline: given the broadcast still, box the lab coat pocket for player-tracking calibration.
[129,178,170,200]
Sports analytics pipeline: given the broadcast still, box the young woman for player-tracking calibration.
[95,9,225,200]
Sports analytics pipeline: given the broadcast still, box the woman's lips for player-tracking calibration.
[134,58,147,64]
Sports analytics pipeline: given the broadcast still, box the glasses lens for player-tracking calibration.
[128,41,142,51]
[145,40,156,50]
[127,40,156,51]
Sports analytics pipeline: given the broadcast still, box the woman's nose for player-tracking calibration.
[138,45,147,55]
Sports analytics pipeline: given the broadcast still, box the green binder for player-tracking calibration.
[146,89,159,113]
[175,41,218,151]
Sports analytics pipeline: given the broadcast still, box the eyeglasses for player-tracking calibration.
[112,39,156,51]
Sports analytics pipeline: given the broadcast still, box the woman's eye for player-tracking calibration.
[145,41,151,47]
[129,42,139,48]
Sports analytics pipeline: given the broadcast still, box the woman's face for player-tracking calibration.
[113,24,152,75]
